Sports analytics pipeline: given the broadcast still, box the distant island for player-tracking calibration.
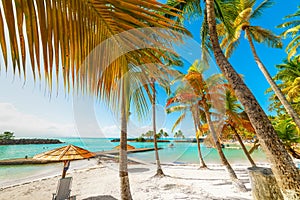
[0,138,63,145]
[0,131,63,145]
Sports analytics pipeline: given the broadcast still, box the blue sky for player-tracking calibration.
[0,1,298,138]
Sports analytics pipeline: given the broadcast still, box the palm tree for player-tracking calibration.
[158,129,169,138]
[167,89,207,168]
[147,62,181,177]
[217,0,300,130]
[267,57,300,117]
[278,6,300,60]
[0,1,187,199]
[274,57,300,108]
[221,88,256,167]
[144,130,154,139]
[161,129,169,138]
[205,0,300,197]
[178,130,184,138]
[183,60,246,190]
[273,118,300,159]
[150,77,164,176]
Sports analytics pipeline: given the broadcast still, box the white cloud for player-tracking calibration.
[0,102,186,139]
[0,103,76,137]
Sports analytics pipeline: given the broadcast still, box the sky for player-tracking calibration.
[0,1,299,138]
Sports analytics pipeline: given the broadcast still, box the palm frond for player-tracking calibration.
[166,0,202,22]
[166,105,188,113]
[171,112,187,132]
[277,20,300,31]
[250,0,274,19]
[277,6,300,60]
[248,26,282,48]
[286,35,300,60]
[282,24,300,38]
[1,0,188,94]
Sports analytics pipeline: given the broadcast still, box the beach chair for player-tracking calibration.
[52,177,76,200]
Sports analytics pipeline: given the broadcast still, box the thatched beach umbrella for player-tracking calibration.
[33,144,95,178]
[114,144,136,150]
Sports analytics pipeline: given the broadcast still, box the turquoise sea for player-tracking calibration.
[0,137,267,186]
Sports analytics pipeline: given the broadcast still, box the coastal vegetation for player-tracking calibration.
[0,132,62,145]
[0,131,14,140]
[0,138,63,145]
[0,0,300,199]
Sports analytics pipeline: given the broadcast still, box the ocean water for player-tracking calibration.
[0,137,267,186]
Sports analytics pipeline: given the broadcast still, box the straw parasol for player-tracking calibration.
[114,144,136,150]
[33,144,95,178]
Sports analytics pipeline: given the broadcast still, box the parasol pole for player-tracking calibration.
[62,160,70,178]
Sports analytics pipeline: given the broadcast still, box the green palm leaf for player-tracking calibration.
[1,0,187,92]
[278,6,300,59]
[250,0,274,19]
[247,26,282,48]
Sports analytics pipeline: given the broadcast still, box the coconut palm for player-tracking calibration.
[205,0,300,197]
[174,130,185,139]
[161,129,169,138]
[217,0,300,130]
[167,88,208,168]
[221,88,256,167]
[278,6,300,60]
[268,57,300,116]
[150,77,165,176]
[0,1,187,199]
[146,62,182,177]
[182,60,247,190]
[274,57,300,108]
[166,0,235,65]
[273,118,300,159]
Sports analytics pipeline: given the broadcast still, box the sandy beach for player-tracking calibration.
[0,157,263,200]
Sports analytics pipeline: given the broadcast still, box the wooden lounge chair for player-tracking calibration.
[52,177,76,200]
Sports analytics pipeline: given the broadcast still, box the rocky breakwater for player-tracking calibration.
[0,138,63,145]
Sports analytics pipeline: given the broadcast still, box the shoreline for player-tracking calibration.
[0,158,259,200]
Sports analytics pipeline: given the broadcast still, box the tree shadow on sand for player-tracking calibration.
[82,195,117,200]
[128,167,150,173]
[165,174,228,181]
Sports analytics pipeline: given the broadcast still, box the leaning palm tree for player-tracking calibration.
[221,88,256,167]
[0,1,187,199]
[278,6,300,60]
[174,130,185,139]
[166,88,208,169]
[217,0,300,130]
[159,129,169,138]
[183,60,247,190]
[205,0,300,197]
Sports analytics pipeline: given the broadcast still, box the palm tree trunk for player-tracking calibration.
[120,79,132,200]
[191,110,207,168]
[245,29,300,130]
[229,124,256,167]
[249,139,260,154]
[151,79,164,176]
[202,101,246,191]
[206,1,300,198]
